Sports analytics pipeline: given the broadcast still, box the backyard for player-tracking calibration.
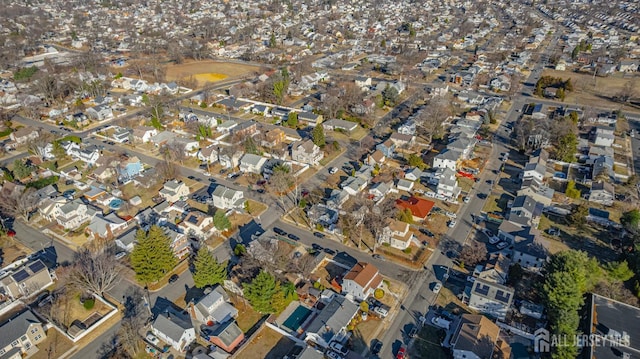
[411,326,449,359]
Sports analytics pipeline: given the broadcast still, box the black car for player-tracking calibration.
[419,228,434,237]
[257,188,265,194]
[313,232,325,238]
[188,175,196,180]
[168,274,179,283]
[323,248,337,255]
[274,227,286,236]
[288,233,300,241]
[371,340,383,355]
[312,243,323,251]
[208,178,216,182]
[408,326,418,338]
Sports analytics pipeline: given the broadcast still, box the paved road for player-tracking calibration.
[12,220,76,265]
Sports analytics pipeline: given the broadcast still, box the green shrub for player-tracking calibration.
[83,298,95,310]
[403,247,412,254]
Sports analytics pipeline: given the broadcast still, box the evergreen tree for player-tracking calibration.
[130,226,177,284]
[213,210,232,231]
[193,249,227,288]
[312,123,325,147]
[243,271,279,313]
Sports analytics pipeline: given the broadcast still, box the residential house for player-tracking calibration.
[490,74,511,92]
[291,140,324,166]
[593,126,615,147]
[56,199,95,230]
[618,59,639,72]
[507,195,544,227]
[522,162,546,182]
[377,219,414,250]
[201,320,245,353]
[132,126,158,143]
[304,294,359,348]
[166,225,191,259]
[115,227,137,253]
[231,120,258,139]
[307,204,338,231]
[179,210,215,239]
[404,168,424,181]
[436,167,461,200]
[467,278,514,320]
[448,137,475,159]
[354,76,372,91]
[389,132,415,147]
[197,145,219,164]
[38,196,67,222]
[211,186,244,210]
[150,131,178,147]
[217,120,238,133]
[0,310,46,358]
[86,212,127,240]
[261,129,285,148]
[340,176,368,196]
[239,154,267,175]
[64,143,101,166]
[10,128,39,146]
[369,182,392,200]
[512,235,549,271]
[477,254,510,285]
[189,285,238,325]
[151,308,196,352]
[322,119,358,133]
[219,152,243,170]
[117,156,143,183]
[298,112,323,126]
[0,259,54,300]
[159,180,190,203]
[451,314,511,359]
[432,149,459,171]
[375,139,396,158]
[133,168,158,189]
[86,104,113,121]
[592,155,614,181]
[341,262,383,301]
[588,181,614,206]
[517,177,554,206]
[326,189,350,209]
[364,150,386,166]
[398,120,416,135]
[216,98,251,112]
[395,196,435,222]
[112,127,131,143]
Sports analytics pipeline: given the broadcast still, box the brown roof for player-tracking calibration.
[395,196,435,219]
[343,262,383,292]
[454,314,500,359]
[388,219,409,233]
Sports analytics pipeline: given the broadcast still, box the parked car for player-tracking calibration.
[445,211,457,218]
[115,252,126,260]
[420,228,434,237]
[312,243,323,251]
[372,254,384,260]
[489,235,501,245]
[408,326,418,338]
[432,282,442,293]
[287,233,300,241]
[329,342,349,356]
[374,306,389,318]
[273,227,286,236]
[371,340,383,355]
[496,241,509,250]
[187,175,196,180]
[329,167,338,174]
[463,196,470,203]
[145,333,160,346]
[313,232,325,238]
[168,274,179,283]
[431,317,451,330]
[323,248,337,256]
[396,346,407,359]
[448,220,457,228]
[326,351,343,359]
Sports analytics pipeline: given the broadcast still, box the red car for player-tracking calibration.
[396,346,407,359]
[7,229,15,237]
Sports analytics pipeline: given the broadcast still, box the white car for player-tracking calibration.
[374,306,389,318]
[489,236,501,245]
[145,333,160,346]
[448,220,457,228]
[433,282,442,293]
[445,211,457,218]
[463,196,470,203]
[329,342,349,356]
[329,167,338,174]
[496,241,509,250]
[326,351,343,359]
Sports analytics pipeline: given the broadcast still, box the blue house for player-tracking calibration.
[118,156,143,183]
[375,139,396,157]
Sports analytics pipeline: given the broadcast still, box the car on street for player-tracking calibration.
[312,243,323,251]
[486,179,493,185]
[396,346,407,359]
[432,282,442,293]
[323,248,337,256]
[419,228,434,237]
[374,306,389,318]
[372,254,384,260]
[496,241,509,250]
[371,340,383,355]
[273,227,286,236]
[188,175,196,180]
[168,274,179,283]
[445,211,457,218]
[208,178,216,182]
[287,233,300,241]
[313,231,325,238]
[329,167,338,174]
[448,220,457,228]
[463,196,470,203]
[408,326,418,338]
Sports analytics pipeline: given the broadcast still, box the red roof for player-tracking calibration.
[396,196,435,219]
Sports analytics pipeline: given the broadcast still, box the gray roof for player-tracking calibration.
[513,236,549,259]
[241,153,266,167]
[435,149,461,162]
[209,320,243,348]
[212,185,242,200]
[153,309,193,342]
[305,295,358,343]
[195,286,237,324]
[0,310,42,349]
[116,227,138,250]
[470,278,514,306]
[588,293,640,359]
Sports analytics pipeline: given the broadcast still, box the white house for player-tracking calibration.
[55,199,95,230]
[467,278,514,320]
[291,140,324,166]
[159,180,190,203]
[432,149,459,171]
[64,142,101,166]
[132,126,158,143]
[197,145,219,164]
[86,104,114,121]
[436,167,461,200]
[152,309,196,352]
[239,154,267,174]
[189,285,238,325]
[377,219,414,250]
[341,262,383,301]
[179,210,214,239]
[588,181,614,206]
[211,185,244,210]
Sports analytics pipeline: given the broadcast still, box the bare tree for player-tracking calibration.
[69,245,123,297]
[0,187,38,222]
[27,131,55,161]
[459,241,488,267]
[162,140,188,164]
[269,164,294,214]
[156,158,178,181]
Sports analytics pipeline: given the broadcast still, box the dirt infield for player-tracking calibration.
[165,60,260,85]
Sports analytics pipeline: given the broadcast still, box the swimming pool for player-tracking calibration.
[282,305,312,331]
[109,198,123,209]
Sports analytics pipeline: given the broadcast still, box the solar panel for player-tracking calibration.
[12,269,30,282]
[474,283,490,296]
[29,261,46,273]
[495,290,512,304]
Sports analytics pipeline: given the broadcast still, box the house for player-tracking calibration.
[211,186,244,210]
[354,76,372,91]
[375,139,396,157]
[231,120,258,138]
[522,162,546,182]
[219,152,243,169]
[216,97,251,112]
[307,204,339,231]
[340,176,368,196]
[132,126,158,143]
[86,212,127,240]
[588,181,614,206]
[0,259,54,300]
[342,262,383,301]
[117,156,143,183]
[398,120,416,135]
[159,180,190,203]
[512,235,549,271]
[86,104,114,121]
[389,132,415,147]
[618,59,639,72]
[490,74,511,92]
[395,196,435,221]
[165,225,191,259]
[467,278,514,320]
[322,119,358,133]
[507,195,544,227]
[291,140,324,166]
[56,199,95,230]
[298,112,323,126]
[579,293,638,359]
[150,131,178,147]
[364,150,386,166]
[451,314,511,359]
[369,181,392,200]
[436,167,461,200]
[517,177,554,206]
[151,308,196,353]
[593,126,615,147]
[477,254,510,285]
[404,168,424,181]
[179,210,215,239]
[189,285,238,325]
[10,128,39,145]
[377,219,414,250]
[112,127,131,143]
[38,196,67,222]
[592,155,614,181]
[239,154,267,175]
[432,149,460,171]
[115,227,138,252]
[201,320,245,353]
[197,145,219,164]
[0,310,47,358]
[304,294,359,347]
[133,168,158,189]
[261,129,285,148]
[64,143,101,166]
